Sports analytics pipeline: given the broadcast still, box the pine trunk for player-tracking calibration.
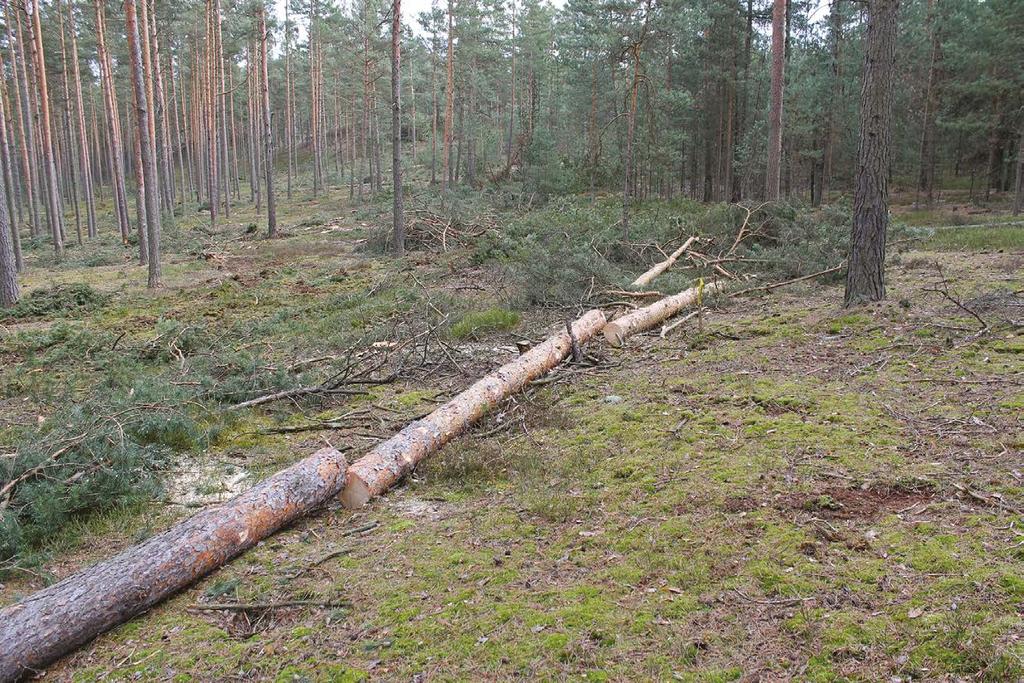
[259,5,276,238]
[845,0,899,306]
[126,0,161,287]
[765,0,786,201]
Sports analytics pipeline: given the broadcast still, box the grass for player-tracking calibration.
[2,186,1023,680]
[918,223,1024,251]
[449,307,521,339]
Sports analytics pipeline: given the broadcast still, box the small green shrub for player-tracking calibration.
[450,307,521,339]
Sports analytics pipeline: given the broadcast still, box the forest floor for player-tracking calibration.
[1,188,1022,681]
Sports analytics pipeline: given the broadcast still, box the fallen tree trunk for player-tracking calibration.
[604,280,724,347]
[631,236,698,289]
[0,446,349,682]
[341,309,608,508]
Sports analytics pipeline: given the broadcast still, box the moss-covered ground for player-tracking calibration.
[2,190,1022,681]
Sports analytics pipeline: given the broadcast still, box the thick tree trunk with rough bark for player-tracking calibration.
[765,0,786,201]
[845,0,899,306]
[0,446,349,681]
[342,309,608,507]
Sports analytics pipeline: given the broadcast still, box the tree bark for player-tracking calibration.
[126,0,161,287]
[0,447,349,681]
[342,309,607,508]
[391,0,405,255]
[845,0,899,306]
[765,0,786,201]
[0,160,17,307]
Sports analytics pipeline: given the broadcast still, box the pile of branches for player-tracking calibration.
[405,208,497,252]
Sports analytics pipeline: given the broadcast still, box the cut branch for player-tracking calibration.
[631,235,698,288]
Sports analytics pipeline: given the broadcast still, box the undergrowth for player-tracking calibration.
[474,197,854,305]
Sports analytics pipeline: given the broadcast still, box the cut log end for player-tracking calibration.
[340,474,371,509]
[604,322,627,347]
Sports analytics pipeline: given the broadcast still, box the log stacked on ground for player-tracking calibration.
[0,446,349,682]
[631,236,698,288]
[341,308,608,507]
[604,280,723,347]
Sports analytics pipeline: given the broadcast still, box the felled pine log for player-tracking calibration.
[0,446,349,682]
[630,235,698,289]
[0,309,608,681]
[604,280,724,347]
[341,308,608,507]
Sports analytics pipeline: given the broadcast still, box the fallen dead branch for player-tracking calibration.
[659,308,706,338]
[189,600,351,612]
[0,446,349,681]
[728,263,845,298]
[604,281,724,347]
[631,236,698,288]
[341,309,607,508]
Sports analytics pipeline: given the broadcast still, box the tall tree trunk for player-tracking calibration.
[26,1,65,254]
[1014,123,1023,216]
[391,0,405,255]
[623,43,641,239]
[126,0,161,287]
[0,51,23,272]
[915,0,940,205]
[765,0,786,201]
[441,0,454,193]
[66,0,98,239]
[95,0,132,242]
[284,2,294,199]
[205,0,219,228]
[430,34,438,186]
[6,2,40,240]
[0,166,17,307]
[845,0,899,306]
[818,0,842,207]
[57,4,82,246]
[259,4,276,238]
